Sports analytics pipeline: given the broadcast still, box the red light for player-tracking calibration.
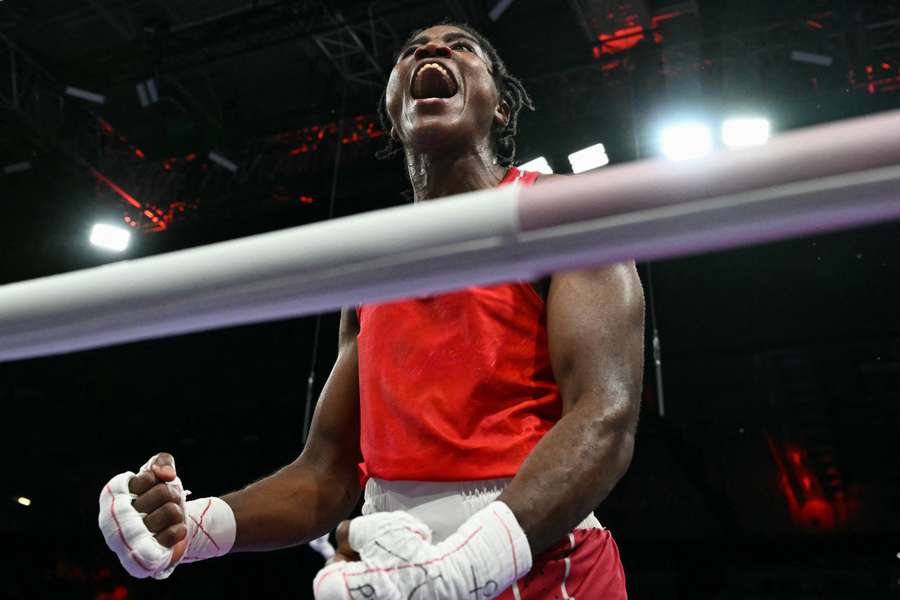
[882,62,892,70]
[144,210,155,219]
[134,149,145,159]
[651,11,682,26]
[91,169,143,209]
[806,19,824,29]
[597,25,645,55]
[185,153,197,161]
[800,497,835,530]
[865,64,874,74]
[299,196,315,204]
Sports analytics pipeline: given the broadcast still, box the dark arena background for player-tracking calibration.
[1,0,899,598]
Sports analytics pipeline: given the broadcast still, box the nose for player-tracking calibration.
[413,41,452,60]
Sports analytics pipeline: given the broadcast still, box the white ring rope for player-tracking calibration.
[1,110,899,363]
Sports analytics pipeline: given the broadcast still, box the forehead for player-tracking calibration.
[407,25,480,45]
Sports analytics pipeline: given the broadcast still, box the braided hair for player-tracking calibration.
[376,22,534,167]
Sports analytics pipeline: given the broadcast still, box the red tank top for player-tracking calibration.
[357,167,559,482]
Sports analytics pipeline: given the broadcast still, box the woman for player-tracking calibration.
[99,22,643,600]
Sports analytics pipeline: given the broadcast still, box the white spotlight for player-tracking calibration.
[519,156,554,175]
[722,117,771,149]
[568,143,610,173]
[90,224,131,252]
[16,497,31,507]
[660,123,713,161]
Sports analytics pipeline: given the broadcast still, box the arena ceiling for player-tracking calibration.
[2,0,899,285]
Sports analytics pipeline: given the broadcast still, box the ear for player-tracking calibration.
[493,99,511,130]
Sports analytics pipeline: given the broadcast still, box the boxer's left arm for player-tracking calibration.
[497,261,645,555]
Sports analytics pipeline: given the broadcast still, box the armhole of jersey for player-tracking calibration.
[526,276,551,304]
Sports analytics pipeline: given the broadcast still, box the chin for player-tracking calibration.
[406,118,477,154]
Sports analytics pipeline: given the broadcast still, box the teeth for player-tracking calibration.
[420,63,449,77]
[414,62,455,96]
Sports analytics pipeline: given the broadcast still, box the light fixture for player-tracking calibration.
[519,156,554,175]
[208,151,238,173]
[90,224,131,252]
[722,117,771,149]
[16,497,31,507]
[488,0,516,21]
[659,123,713,160]
[136,78,160,107]
[64,86,106,105]
[790,51,833,67]
[568,143,610,173]
[2,161,31,175]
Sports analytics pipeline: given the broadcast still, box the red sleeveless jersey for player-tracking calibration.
[357,167,560,482]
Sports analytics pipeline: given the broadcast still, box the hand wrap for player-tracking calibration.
[313,501,532,599]
[98,455,236,579]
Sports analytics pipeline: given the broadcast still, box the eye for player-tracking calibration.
[399,46,417,59]
[452,41,474,52]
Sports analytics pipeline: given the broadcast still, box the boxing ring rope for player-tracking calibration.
[1,110,900,363]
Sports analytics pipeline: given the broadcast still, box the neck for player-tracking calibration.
[404,142,508,202]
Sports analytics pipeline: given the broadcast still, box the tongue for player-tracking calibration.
[414,68,458,99]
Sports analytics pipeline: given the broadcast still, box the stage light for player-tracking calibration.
[2,161,31,175]
[208,151,238,173]
[64,86,106,105]
[136,78,159,107]
[488,0,515,21]
[568,143,610,173]
[519,156,554,175]
[16,497,31,507]
[791,51,833,67]
[723,117,771,148]
[90,224,131,252]
[659,123,713,160]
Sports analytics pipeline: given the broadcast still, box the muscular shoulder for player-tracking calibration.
[526,173,570,299]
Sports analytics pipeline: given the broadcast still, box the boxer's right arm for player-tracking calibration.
[222,307,363,551]
[101,309,362,577]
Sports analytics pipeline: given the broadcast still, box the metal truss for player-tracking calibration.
[145,0,426,77]
[312,6,394,89]
[0,33,65,147]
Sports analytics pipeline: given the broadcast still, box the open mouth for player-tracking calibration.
[411,61,459,100]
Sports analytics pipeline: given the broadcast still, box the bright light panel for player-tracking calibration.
[722,117,771,149]
[519,156,554,175]
[17,497,31,507]
[568,143,610,173]
[660,123,713,160]
[90,224,131,252]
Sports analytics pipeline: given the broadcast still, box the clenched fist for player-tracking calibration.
[127,453,188,560]
[98,453,236,580]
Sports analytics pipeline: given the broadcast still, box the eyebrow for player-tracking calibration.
[400,31,482,54]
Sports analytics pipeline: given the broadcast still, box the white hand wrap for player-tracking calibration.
[309,533,337,561]
[98,455,237,579]
[313,501,532,599]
